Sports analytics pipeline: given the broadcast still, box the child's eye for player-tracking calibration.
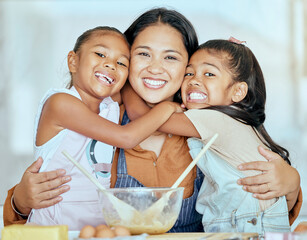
[117,61,128,67]
[205,72,215,77]
[96,52,105,58]
[184,73,194,77]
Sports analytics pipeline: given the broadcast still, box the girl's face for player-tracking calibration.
[69,32,130,101]
[181,49,237,109]
[129,24,189,106]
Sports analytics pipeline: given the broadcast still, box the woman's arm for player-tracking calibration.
[3,157,71,223]
[237,146,300,211]
[40,93,181,149]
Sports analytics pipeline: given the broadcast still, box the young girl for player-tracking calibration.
[27,26,181,230]
[124,38,294,235]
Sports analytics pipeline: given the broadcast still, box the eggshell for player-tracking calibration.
[95,226,116,238]
[79,225,96,239]
[95,224,109,231]
[113,225,131,236]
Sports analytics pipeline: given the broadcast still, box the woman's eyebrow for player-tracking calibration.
[134,46,183,56]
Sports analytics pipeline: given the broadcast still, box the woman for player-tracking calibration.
[4,8,302,231]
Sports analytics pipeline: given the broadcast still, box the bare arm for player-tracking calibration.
[122,82,150,120]
[13,158,71,215]
[111,92,122,105]
[237,146,300,211]
[122,83,200,138]
[38,93,180,149]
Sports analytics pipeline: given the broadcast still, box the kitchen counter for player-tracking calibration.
[146,232,258,239]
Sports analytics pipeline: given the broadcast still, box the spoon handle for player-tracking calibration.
[62,150,106,191]
[172,133,218,189]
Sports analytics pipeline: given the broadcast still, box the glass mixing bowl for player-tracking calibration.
[98,187,184,235]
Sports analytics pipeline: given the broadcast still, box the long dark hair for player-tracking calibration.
[124,7,199,103]
[200,40,290,164]
[67,26,127,88]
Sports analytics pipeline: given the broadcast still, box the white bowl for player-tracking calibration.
[98,187,184,234]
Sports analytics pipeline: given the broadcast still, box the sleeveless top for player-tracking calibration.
[27,87,119,230]
[114,111,204,232]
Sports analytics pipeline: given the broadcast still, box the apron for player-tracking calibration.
[114,111,204,232]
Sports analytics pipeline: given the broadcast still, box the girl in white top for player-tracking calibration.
[27,26,181,230]
[124,38,296,235]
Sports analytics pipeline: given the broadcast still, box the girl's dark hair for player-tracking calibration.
[67,26,128,88]
[124,8,199,103]
[73,26,126,53]
[200,40,290,164]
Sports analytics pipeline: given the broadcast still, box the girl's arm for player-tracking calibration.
[37,93,181,149]
[122,83,301,214]
[121,82,150,120]
[122,82,200,137]
[111,92,122,105]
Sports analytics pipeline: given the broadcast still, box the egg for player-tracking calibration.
[95,225,116,238]
[79,225,96,239]
[113,225,131,236]
[95,224,108,231]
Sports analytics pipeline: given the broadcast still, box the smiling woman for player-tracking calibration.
[128,24,188,105]
[3,25,182,231]
[2,5,305,234]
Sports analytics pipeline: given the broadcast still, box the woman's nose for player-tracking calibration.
[147,59,163,74]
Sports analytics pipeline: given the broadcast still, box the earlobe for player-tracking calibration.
[232,82,248,102]
[67,51,78,73]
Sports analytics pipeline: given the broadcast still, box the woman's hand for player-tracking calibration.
[237,146,300,210]
[13,157,71,215]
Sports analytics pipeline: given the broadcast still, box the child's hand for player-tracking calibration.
[167,101,184,113]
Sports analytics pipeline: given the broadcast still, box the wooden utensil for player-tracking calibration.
[62,150,140,223]
[143,134,218,216]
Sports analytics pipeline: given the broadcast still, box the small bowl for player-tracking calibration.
[98,187,184,235]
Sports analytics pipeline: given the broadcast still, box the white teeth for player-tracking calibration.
[144,79,166,86]
[95,72,114,84]
[189,92,207,100]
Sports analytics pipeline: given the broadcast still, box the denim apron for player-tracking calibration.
[114,111,204,232]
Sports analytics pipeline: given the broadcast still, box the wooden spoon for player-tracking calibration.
[142,133,218,216]
[62,150,141,223]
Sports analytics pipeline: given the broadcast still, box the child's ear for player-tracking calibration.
[67,51,78,73]
[232,82,248,103]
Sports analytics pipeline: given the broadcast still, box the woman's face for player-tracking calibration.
[129,24,189,106]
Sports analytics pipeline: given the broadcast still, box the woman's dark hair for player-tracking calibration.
[67,26,128,88]
[124,8,199,103]
[200,39,290,164]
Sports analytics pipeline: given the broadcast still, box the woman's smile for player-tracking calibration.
[142,77,167,89]
[129,24,188,105]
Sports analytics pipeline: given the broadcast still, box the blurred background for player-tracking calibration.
[0,0,306,229]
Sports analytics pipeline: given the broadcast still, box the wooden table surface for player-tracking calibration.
[146,232,258,239]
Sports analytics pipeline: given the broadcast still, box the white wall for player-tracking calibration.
[0,0,306,215]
